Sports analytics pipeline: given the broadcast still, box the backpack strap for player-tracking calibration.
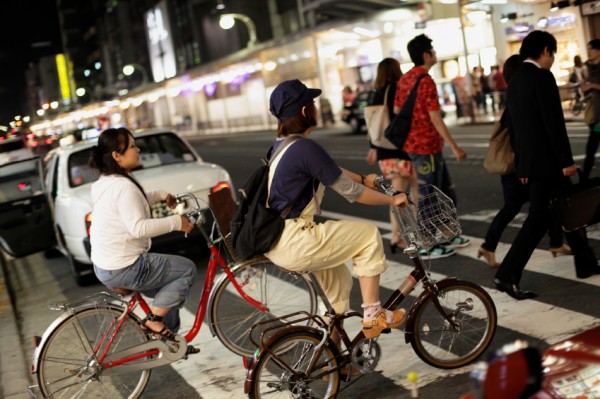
[266,134,304,218]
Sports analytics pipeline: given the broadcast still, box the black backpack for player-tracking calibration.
[230,135,301,260]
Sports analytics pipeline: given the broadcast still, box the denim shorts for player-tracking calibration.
[94,252,197,310]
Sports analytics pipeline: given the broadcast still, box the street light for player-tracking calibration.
[123,63,149,85]
[219,13,257,48]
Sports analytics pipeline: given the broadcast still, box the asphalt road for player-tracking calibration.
[5,121,600,399]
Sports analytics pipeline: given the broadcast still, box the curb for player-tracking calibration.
[0,256,34,399]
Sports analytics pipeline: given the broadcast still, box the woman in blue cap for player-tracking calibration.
[265,79,408,340]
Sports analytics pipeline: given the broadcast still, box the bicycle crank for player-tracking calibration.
[350,338,381,373]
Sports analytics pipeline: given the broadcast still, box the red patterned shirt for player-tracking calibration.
[394,67,443,155]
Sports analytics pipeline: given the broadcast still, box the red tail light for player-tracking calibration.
[211,181,231,193]
[85,213,92,237]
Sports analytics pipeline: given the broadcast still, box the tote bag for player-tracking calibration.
[483,121,515,175]
[364,86,396,149]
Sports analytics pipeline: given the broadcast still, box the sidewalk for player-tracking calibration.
[0,255,32,399]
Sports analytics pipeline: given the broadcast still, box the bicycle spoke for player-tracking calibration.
[410,282,496,368]
[38,308,151,399]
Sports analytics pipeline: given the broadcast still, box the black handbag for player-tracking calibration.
[384,74,426,150]
[550,175,600,232]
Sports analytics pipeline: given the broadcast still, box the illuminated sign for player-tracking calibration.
[55,54,71,101]
[145,1,177,83]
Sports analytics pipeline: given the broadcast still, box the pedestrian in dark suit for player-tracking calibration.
[494,30,600,300]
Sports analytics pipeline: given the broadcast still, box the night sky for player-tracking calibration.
[0,1,62,126]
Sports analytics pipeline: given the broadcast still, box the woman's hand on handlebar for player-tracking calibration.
[180,215,194,235]
[391,192,408,208]
[165,193,178,209]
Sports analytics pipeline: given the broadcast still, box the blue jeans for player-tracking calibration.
[408,152,457,206]
[94,253,197,332]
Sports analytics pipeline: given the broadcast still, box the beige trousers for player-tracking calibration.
[266,185,388,314]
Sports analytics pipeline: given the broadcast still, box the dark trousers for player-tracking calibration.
[582,126,600,180]
[482,174,563,252]
[495,176,596,285]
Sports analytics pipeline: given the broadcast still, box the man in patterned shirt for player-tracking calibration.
[394,34,469,259]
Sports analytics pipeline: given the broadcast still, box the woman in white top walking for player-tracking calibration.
[89,128,197,344]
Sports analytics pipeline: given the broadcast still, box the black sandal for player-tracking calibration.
[141,311,177,342]
[184,345,200,359]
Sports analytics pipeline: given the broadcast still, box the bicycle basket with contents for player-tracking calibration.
[403,185,462,249]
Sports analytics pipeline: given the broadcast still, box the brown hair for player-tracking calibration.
[276,101,318,137]
[374,58,402,90]
[503,54,522,84]
[88,127,148,202]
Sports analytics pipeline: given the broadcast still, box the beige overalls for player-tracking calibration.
[265,141,388,314]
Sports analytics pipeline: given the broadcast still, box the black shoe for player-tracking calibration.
[576,266,600,279]
[493,278,537,300]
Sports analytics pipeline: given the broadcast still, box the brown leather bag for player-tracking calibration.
[483,121,515,175]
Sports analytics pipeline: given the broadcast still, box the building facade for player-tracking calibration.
[29,0,598,136]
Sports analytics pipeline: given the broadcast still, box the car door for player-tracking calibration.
[0,157,56,257]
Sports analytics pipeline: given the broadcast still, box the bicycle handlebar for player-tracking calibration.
[174,193,207,237]
[374,175,414,205]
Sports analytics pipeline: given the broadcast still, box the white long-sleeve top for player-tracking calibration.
[90,174,182,270]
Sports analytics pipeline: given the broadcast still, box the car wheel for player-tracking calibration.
[66,253,96,286]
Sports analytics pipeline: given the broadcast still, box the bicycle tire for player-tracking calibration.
[409,280,497,369]
[210,259,318,357]
[249,329,340,399]
[37,306,151,399]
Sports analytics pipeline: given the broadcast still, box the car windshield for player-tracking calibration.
[68,132,197,188]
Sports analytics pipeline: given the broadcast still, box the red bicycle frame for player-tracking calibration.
[97,243,267,369]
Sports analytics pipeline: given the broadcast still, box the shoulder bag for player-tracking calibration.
[483,120,515,175]
[364,85,396,149]
[384,74,427,150]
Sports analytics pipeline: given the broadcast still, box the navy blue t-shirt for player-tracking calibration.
[268,138,342,218]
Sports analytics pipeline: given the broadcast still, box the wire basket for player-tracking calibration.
[397,185,462,249]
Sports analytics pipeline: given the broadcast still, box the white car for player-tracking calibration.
[43,128,233,284]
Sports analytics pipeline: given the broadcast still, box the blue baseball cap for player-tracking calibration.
[269,80,322,123]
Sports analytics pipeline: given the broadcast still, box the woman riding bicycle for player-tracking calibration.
[89,127,197,343]
[265,79,408,340]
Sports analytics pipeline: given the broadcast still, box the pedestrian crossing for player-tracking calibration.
[166,210,600,398]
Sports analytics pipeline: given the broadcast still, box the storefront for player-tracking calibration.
[493,2,588,84]
[31,5,504,136]
[313,5,497,120]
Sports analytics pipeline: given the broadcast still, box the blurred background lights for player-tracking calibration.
[219,15,235,30]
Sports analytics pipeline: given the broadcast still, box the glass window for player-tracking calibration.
[68,149,99,188]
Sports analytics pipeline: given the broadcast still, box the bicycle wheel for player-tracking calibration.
[37,307,151,399]
[409,280,497,369]
[210,259,318,357]
[249,329,340,399]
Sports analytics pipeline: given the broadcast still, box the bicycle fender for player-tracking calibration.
[244,325,324,394]
[403,277,458,344]
[31,304,130,374]
[205,269,231,337]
